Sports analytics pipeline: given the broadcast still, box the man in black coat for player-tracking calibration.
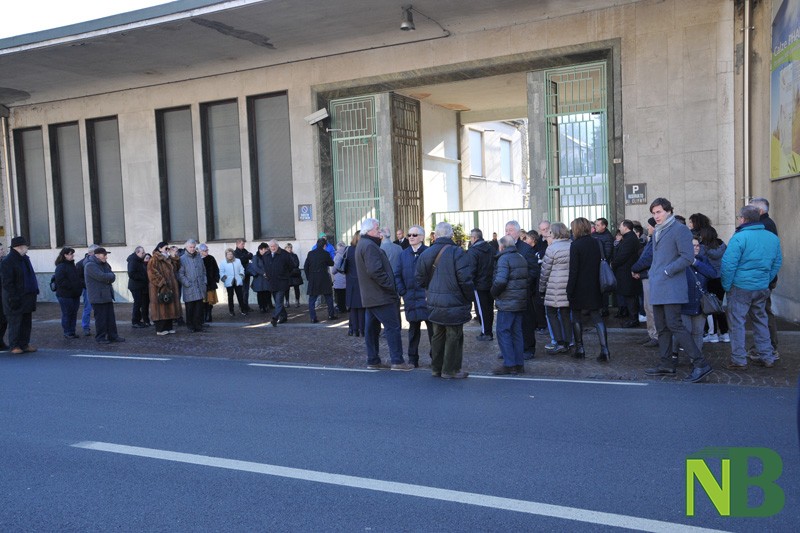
[505,220,540,358]
[127,246,149,328]
[1,237,39,354]
[355,218,411,371]
[262,240,292,327]
[393,229,411,250]
[0,242,7,351]
[467,228,495,341]
[416,222,474,379]
[611,220,642,328]
[85,247,124,344]
[234,239,254,312]
[304,238,336,323]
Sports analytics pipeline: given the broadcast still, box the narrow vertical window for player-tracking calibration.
[156,107,198,242]
[500,138,513,182]
[49,123,87,246]
[248,92,294,239]
[469,129,484,177]
[13,127,50,247]
[201,100,243,240]
[86,116,126,245]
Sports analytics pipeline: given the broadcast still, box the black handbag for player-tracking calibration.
[598,241,617,293]
[692,270,724,315]
[157,288,174,304]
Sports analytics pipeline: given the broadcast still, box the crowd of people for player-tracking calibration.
[0,196,782,382]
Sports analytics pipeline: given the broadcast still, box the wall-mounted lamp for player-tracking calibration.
[400,4,450,36]
[401,5,415,31]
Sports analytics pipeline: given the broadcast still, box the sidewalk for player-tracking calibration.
[12,302,800,388]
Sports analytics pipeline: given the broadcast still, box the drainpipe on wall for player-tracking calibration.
[742,0,753,206]
[0,105,15,238]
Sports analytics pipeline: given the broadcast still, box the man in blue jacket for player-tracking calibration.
[721,205,782,369]
[644,198,713,383]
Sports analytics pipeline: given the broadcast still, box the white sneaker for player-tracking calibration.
[156,331,169,336]
[167,330,176,334]
[703,334,719,343]
[719,333,730,343]
[638,314,647,323]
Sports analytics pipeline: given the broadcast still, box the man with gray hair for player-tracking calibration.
[748,197,780,360]
[380,227,403,273]
[355,218,413,371]
[127,245,149,328]
[722,205,782,369]
[178,239,207,333]
[416,221,474,379]
[505,219,540,358]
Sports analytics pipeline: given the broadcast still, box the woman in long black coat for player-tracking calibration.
[567,218,610,362]
[610,220,643,327]
[343,231,365,336]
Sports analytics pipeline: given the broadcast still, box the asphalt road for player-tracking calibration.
[1,350,798,532]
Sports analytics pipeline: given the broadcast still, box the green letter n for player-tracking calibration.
[686,457,730,516]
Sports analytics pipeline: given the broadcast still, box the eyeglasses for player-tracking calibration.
[407,233,420,237]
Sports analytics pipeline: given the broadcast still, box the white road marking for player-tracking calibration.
[248,363,377,373]
[70,354,171,361]
[470,375,648,386]
[72,441,724,533]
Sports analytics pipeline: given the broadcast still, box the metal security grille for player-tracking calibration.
[391,93,423,233]
[544,62,610,225]
[331,96,380,244]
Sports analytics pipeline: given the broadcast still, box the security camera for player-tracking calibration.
[304,108,329,125]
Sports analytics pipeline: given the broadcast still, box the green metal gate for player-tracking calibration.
[544,62,611,224]
[330,96,380,245]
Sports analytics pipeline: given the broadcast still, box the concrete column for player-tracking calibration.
[375,93,396,234]
[527,71,548,223]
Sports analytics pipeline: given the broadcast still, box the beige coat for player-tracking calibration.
[539,238,571,308]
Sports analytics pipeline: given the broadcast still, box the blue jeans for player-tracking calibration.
[365,302,404,365]
[81,288,92,332]
[496,311,524,367]
[727,286,773,365]
[272,290,287,321]
[57,296,80,336]
[308,293,334,321]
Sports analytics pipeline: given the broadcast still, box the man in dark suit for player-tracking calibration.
[611,220,642,328]
[1,237,38,354]
[393,229,411,250]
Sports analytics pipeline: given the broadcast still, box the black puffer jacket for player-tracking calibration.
[467,239,494,291]
[491,247,528,311]
[415,238,474,326]
[127,252,148,292]
[55,260,83,299]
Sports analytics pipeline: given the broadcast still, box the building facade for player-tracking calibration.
[0,0,795,319]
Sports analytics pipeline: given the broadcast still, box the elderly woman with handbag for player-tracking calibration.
[147,241,182,335]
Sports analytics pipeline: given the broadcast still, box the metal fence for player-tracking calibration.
[430,208,533,238]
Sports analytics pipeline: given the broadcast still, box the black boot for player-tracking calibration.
[595,321,610,362]
[205,305,213,323]
[571,320,585,358]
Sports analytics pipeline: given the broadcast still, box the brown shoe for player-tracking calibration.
[390,363,414,371]
[489,365,516,376]
[366,363,390,370]
[725,361,748,371]
[754,358,775,368]
[10,347,24,355]
[515,365,525,374]
[441,371,469,379]
[22,345,37,353]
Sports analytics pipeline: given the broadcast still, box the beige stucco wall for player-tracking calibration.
[2,0,741,309]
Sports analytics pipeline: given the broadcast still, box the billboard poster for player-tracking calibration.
[771,0,800,179]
